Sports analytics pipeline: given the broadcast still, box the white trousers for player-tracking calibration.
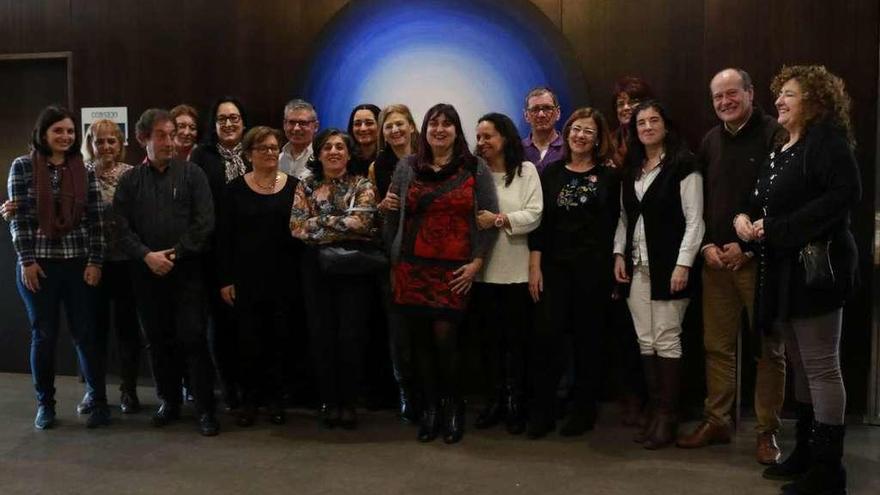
[626,265,689,358]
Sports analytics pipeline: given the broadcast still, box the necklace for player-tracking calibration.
[253,172,279,192]
[642,152,665,173]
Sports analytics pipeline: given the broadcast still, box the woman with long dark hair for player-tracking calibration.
[383,103,499,443]
[736,65,860,495]
[613,101,704,449]
[471,112,543,435]
[347,103,381,177]
[7,105,108,429]
[191,96,250,411]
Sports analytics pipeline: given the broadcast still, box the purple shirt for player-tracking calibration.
[522,131,564,173]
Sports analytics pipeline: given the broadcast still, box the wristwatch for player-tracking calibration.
[494,214,504,228]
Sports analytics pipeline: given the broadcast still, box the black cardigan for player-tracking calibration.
[621,151,698,300]
[750,121,860,332]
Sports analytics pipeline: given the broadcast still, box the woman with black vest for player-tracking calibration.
[613,101,704,450]
[737,66,859,495]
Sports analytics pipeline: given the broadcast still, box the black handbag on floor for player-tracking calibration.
[318,242,388,275]
[799,239,834,290]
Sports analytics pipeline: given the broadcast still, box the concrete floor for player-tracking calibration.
[0,373,877,495]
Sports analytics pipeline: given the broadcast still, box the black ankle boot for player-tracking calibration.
[398,386,417,424]
[318,403,338,429]
[782,422,846,495]
[443,398,465,444]
[764,402,814,480]
[418,404,441,442]
[505,388,526,435]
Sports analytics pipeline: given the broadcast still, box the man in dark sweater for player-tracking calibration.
[676,69,786,464]
[113,109,219,436]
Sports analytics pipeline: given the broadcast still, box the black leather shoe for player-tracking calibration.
[222,384,240,412]
[199,413,220,436]
[76,393,95,415]
[152,402,181,427]
[339,407,358,430]
[505,391,526,435]
[418,406,441,442]
[526,417,556,439]
[318,403,337,429]
[267,403,286,425]
[559,406,597,437]
[86,404,111,429]
[443,398,465,444]
[236,404,256,427]
[119,390,141,414]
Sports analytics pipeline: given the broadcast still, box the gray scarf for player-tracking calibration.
[218,142,246,183]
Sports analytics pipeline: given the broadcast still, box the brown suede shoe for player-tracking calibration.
[756,431,782,465]
[676,421,731,448]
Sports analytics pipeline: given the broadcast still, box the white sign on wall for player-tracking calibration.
[81,107,129,146]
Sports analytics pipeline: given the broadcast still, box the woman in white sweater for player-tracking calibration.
[472,112,543,435]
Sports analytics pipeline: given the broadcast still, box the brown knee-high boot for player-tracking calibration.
[644,356,680,450]
[634,355,658,443]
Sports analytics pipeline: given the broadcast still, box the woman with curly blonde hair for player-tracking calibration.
[734,65,860,495]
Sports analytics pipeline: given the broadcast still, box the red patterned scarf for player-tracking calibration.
[32,150,87,239]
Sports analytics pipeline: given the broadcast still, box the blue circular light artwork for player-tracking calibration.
[303,0,588,139]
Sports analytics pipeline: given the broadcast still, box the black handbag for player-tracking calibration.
[318,242,388,275]
[799,239,835,290]
[317,179,388,275]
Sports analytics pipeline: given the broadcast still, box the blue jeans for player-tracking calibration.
[16,258,105,405]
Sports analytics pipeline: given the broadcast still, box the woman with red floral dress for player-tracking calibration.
[383,103,498,444]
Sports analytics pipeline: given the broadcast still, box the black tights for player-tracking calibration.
[411,317,460,406]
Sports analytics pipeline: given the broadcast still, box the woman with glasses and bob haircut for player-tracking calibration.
[218,126,299,427]
[526,107,618,439]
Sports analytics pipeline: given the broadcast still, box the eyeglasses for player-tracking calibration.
[527,105,558,115]
[216,114,242,125]
[570,126,597,137]
[616,99,641,109]
[252,145,280,154]
[285,119,316,128]
[176,123,197,131]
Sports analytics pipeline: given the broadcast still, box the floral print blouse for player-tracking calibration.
[88,161,133,260]
[290,172,377,244]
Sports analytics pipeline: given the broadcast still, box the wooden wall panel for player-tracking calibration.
[0,0,877,411]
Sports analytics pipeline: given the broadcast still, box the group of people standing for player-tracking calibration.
[5,63,859,495]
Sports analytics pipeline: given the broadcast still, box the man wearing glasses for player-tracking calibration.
[280,99,319,180]
[521,87,564,173]
[113,109,219,436]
